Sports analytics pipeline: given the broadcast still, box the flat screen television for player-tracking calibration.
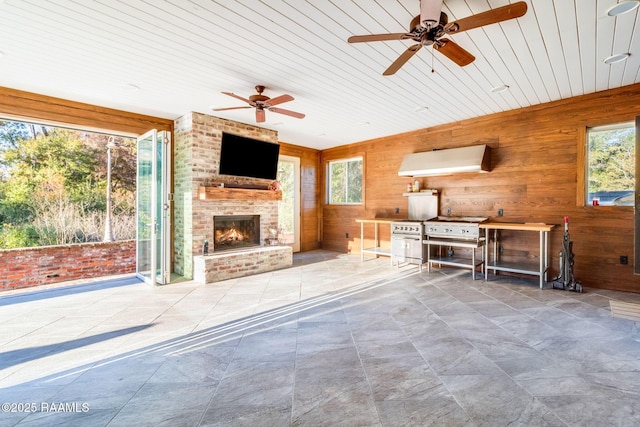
[219,132,280,180]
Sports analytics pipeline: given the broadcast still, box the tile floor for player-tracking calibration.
[1,250,640,426]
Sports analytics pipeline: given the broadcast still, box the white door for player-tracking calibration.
[277,155,300,252]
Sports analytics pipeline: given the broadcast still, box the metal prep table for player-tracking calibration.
[355,218,394,263]
[480,222,556,288]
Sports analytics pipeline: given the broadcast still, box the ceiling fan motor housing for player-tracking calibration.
[410,12,448,46]
[249,85,270,103]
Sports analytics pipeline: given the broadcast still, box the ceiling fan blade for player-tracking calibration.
[266,94,293,107]
[212,106,252,111]
[348,33,408,43]
[383,44,422,76]
[221,91,253,104]
[434,38,475,66]
[268,107,305,119]
[445,1,527,34]
[256,108,266,123]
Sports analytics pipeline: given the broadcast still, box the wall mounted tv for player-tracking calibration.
[218,132,280,180]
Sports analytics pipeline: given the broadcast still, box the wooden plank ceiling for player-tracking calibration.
[0,0,638,149]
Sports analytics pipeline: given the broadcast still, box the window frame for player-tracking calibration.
[326,156,364,205]
[581,121,636,207]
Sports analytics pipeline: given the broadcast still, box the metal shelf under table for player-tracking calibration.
[480,222,556,289]
[424,237,486,280]
[355,218,395,263]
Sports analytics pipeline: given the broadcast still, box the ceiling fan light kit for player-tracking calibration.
[347,0,528,75]
[607,1,640,16]
[420,0,444,28]
[213,85,305,123]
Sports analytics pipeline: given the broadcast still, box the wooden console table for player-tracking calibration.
[355,219,394,263]
[480,222,555,289]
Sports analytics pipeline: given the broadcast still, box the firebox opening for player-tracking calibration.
[213,215,260,252]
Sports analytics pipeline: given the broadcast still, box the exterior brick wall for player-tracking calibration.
[173,112,281,279]
[0,240,136,292]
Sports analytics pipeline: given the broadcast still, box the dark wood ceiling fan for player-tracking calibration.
[213,85,305,123]
[347,0,528,75]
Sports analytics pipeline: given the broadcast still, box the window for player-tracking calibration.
[327,157,363,204]
[586,122,635,206]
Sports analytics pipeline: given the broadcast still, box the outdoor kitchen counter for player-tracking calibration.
[355,218,398,263]
[480,222,556,289]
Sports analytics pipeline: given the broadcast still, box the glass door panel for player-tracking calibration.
[157,130,171,283]
[136,130,171,285]
[136,130,154,283]
[277,155,300,252]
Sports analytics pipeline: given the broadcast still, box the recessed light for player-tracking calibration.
[414,106,429,113]
[604,53,630,64]
[607,1,640,16]
[122,83,140,92]
[357,121,370,126]
[490,84,510,93]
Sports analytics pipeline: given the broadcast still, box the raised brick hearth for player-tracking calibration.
[193,245,292,284]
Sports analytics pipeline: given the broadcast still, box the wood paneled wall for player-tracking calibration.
[321,84,640,293]
[279,141,321,252]
[0,86,173,135]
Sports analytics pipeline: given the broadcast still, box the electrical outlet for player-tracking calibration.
[499,245,504,254]
[620,255,628,265]
[345,232,349,239]
[395,207,400,214]
[498,209,504,217]
[446,207,451,215]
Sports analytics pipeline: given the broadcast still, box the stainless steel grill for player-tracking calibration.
[424,216,488,279]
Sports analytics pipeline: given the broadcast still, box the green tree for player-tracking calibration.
[1,128,101,209]
[329,158,362,204]
[588,126,635,193]
[0,120,31,150]
[0,122,137,247]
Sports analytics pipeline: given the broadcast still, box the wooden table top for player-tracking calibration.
[479,222,556,232]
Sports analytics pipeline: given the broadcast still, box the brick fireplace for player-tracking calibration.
[174,112,292,282]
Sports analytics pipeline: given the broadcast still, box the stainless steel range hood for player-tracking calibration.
[398,144,491,177]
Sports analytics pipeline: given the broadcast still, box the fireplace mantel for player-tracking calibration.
[198,186,282,201]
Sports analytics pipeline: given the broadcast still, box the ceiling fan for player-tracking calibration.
[213,85,305,123]
[347,0,528,75]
